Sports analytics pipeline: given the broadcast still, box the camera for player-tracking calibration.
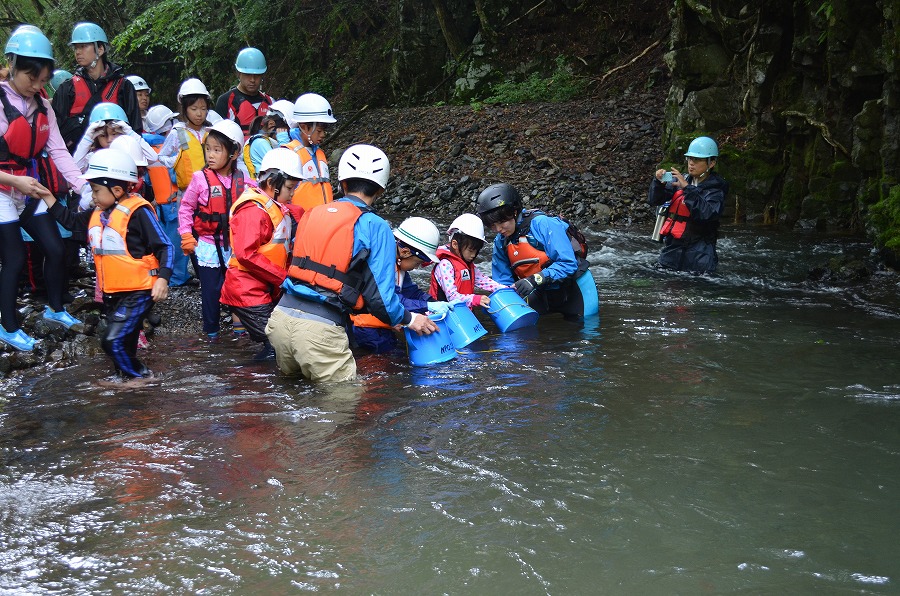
[661,171,673,183]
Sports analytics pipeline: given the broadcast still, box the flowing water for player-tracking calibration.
[1,226,899,594]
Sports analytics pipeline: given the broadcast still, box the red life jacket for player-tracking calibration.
[0,84,51,187]
[429,246,474,300]
[226,90,273,134]
[288,201,368,311]
[69,75,122,119]
[659,189,690,239]
[192,168,245,239]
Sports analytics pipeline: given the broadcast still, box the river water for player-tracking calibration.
[1,225,898,594]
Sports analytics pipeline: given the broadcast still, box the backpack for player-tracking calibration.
[519,209,588,259]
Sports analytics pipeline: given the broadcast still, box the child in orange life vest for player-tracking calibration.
[38,149,173,380]
[350,217,451,354]
[429,213,505,310]
[282,93,335,211]
[178,119,249,338]
[221,148,305,360]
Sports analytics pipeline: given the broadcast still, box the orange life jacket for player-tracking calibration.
[0,85,51,190]
[659,189,690,239]
[226,90,273,134]
[192,168,245,239]
[69,75,122,120]
[288,201,368,310]
[173,126,205,190]
[147,142,177,205]
[227,187,290,271]
[88,195,160,293]
[429,246,474,300]
[283,140,333,210]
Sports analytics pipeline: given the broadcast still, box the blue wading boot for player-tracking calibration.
[42,306,83,329]
[0,327,36,351]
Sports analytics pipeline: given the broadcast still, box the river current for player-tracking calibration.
[1,225,898,594]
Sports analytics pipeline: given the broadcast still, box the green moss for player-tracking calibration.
[868,183,900,250]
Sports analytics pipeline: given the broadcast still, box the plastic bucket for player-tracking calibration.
[404,313,456,366]
[444,303,488,349]
[486,288,539,332]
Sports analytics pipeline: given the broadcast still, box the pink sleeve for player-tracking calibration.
[177,171,205,235]
[44,99,86,192]
[434,259,474,308]
[474,267,505,293]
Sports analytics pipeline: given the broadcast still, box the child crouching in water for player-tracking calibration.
[351,216,451,353]
[429,213,505,309]
[39,149,173,382]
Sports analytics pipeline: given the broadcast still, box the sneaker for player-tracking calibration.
[207,331,219,340]
[43,306,83,329]
[0,327,35,351]
[137,330,149,349]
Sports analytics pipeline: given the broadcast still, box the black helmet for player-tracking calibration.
[476,183,522,216]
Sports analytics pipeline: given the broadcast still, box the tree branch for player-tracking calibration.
[781,110,850,157]
[595,39,662,85]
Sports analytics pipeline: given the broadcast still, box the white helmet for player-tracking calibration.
[83,148,139,184]
[447,213,485,242]
[206,119,244,151]
[145,104,179,134]
[259,147,303,180]
[109,135,148,167]
[293,93,336,124]
[126,75,150,92]
[206,109,223,125]
[266,99,296,127]
[338,144,389,189]
[394,217,440,263]
[177,78,210,102]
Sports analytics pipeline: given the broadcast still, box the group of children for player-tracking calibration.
[2,22,605,384]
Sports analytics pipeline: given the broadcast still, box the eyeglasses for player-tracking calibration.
[399,242,432,266]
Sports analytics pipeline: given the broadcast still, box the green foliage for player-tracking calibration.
[484,55,587,104]
[868,184,900,250]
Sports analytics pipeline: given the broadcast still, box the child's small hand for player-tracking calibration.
[10,176,53,201]
[480,296,491,308]
[85,120,107,140]
[151,278,169,302]
[180,233,197,255]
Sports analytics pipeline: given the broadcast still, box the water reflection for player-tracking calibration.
[1,227,899,593]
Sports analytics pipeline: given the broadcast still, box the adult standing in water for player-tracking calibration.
[215,47,273,136]
[0,27,88,350]
[476,183,598,320]
[51,22,142,153]
[648,136,728,274]
[266,144,438,382]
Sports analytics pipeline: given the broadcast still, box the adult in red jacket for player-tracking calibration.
[214,48,273,136]
[221,148,305,360]
[51,22,142,153]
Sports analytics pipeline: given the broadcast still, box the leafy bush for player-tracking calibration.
[868,184,900,250]
[484,55,586,104]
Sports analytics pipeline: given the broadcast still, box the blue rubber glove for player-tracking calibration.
[427,301,451,315]
[514,273,544,297]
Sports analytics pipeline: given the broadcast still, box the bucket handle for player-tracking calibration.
[486,302,524,316]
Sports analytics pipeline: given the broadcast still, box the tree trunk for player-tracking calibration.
[431,0,467,58]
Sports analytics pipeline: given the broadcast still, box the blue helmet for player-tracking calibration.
[684,136,719,159]
[235,47,267,74]
[49,69,73,92]
[5,28,54,62]
[89,102,128,124]
[70,22,108,45]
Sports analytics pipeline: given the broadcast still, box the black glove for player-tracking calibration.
[514,273,544,297]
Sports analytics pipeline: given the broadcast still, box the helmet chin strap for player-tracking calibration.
[88,42,101,70]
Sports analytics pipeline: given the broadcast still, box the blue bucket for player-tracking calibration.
[405,313,456,366]
[486,288,539,332]
[444,303,488,349]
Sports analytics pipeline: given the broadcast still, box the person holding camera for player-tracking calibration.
[648,136,728,274]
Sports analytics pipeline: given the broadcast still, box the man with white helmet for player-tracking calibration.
[351,216,453,353]
[222,148,306,360]
[266,143,438,382]
[125,75,151,130]
[52,22,142,152]
[281,93,336,210]
[215,47,273,135]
